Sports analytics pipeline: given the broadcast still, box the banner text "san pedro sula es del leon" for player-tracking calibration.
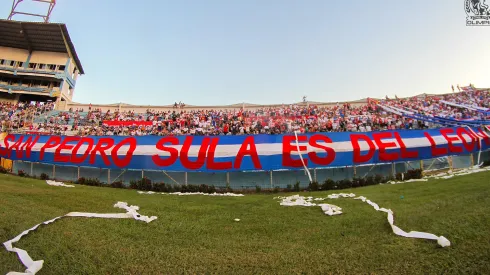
[1,127,489,172]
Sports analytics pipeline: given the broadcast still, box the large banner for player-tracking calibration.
[0,127,489,172]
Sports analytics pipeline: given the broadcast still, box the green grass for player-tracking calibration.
[1,172,490,274]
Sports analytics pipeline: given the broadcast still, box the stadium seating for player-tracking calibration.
[1,86,488,136]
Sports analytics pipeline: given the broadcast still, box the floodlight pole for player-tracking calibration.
[8,0,56,23]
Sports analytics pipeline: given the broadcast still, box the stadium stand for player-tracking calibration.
[2,85,488,136]
[0,19,83,113]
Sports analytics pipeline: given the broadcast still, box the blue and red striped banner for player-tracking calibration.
[1,127,489,172]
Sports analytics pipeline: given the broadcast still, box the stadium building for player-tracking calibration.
[0,19,83,110]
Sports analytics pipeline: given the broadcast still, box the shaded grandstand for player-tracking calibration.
[0,19,83,108]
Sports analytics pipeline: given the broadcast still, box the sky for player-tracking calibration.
[2,0,490,106]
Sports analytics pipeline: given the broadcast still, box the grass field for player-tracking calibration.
[1,172,490,274]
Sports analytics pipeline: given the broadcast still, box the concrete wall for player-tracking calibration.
[0,46,74,74]
[30,51,69,65]
[0,46,29,62]
[61,80,71,98]
[0,48,71,67]
[56,98,67,110]
[0,46,77,104]
[67,60,76,78]
[64,100,368,113]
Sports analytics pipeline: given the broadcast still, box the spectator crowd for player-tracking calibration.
[1,86,489,137]
[1,101,55,133]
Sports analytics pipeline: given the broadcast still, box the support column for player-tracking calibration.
[270,171,273,188]
[30,162,33,176]
[141,170,144,179]
[185,172,188,186]
[77,166,80,179]
[470,153,474,167]
[108,169,111,184]
[23,52,32,69]
[314,168,317,182]
[226,172,230,187]
[53,164,56,179]
[13,94,20,104]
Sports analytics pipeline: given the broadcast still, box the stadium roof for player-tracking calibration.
[0,19,84,74]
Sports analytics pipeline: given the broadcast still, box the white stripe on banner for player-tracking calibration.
[3,135,476,158]
[3,202,157,275]
[276,194,450,247]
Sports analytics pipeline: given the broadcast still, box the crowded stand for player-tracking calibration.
[0,101,55,133]
[378,86,489,128]
[1,86,489,136]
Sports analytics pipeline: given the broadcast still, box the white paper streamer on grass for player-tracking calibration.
[388,178,429,184]
[277,193,353,215]
[275,194,450,247]
[137,191,244,197]
[425,165,490,180]
[45,180,75,188]
[3,202,157,275]
[319,203,343,216]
